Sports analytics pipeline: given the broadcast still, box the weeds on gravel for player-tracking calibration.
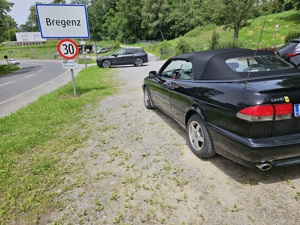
[0,66,118,224]
[286,179,296,189]
[110,192,120,201]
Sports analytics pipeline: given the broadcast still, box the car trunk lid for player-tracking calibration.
[246,75,300,136]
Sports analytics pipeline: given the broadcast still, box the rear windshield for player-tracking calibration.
[226,55,294,72]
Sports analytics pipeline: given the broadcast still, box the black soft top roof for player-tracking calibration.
[168,48,281,80]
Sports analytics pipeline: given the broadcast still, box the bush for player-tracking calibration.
[159,40,175,59]
[175,38,193,55]
[209,30,220,49]
[285,32,300,43]
[218,40,239,49]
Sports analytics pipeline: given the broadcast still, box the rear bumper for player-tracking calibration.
[209,124,300,168]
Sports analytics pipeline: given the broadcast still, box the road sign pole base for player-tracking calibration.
[70,69,77,95]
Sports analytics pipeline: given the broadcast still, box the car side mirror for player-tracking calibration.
[149,71,157,77]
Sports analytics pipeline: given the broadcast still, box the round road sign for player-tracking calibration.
[57,39,79,60]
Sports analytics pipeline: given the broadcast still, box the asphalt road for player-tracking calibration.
[0,60,85,118]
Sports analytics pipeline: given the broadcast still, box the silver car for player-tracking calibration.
[8,58,20,65]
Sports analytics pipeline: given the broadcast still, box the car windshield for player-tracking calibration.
[161,60,193,80]
[226,55,294,72]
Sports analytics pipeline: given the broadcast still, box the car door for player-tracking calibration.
[123,49,136,64]
[149,60,194,116]
[167,61,194,125]
[110,49,127,65]
[147,74,173,115]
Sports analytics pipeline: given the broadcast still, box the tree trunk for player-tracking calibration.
[233,28,239,41]
[160,26,165,41]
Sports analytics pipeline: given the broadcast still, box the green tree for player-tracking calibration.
[271,0,300,11]
[71,0,90,4]
[102,8,120,41]
[165,0,204,39]
[0,0,14,41]
[20,4,41,32]
[142,0,169,40]
[51,0,66,3]
[288,0,300,10]
[116,0,143,43]
[3,15,18,41]
[87,0,117,41]
[215,0,256,41]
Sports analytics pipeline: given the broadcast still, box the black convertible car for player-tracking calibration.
[143,48,300,170]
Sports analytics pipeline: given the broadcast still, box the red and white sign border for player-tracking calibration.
[57,38,79,60]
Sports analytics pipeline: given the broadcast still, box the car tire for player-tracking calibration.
[102,60,111,68]
[143,86,155,109]
[187,114,215,158]
[134,58,143,67]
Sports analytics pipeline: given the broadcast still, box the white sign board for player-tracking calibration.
[36,4,90,38]
[62,59,75,69]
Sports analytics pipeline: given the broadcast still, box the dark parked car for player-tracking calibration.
[96,48,148,68]
[143,48,300,170]
[276,38,300,67]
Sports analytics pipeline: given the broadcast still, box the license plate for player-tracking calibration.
[294,104,300,117]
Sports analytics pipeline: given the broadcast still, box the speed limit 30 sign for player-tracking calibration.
[57,39,79,59]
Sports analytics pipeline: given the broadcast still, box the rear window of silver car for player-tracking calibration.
[226,55,294,72]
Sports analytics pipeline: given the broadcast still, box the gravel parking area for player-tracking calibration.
[47,60,300,225]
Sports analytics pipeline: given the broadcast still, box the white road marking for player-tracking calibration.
[25,74,35,78]
[0,81,15,87]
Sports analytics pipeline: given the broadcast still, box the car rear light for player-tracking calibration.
[283,53,299,57]
[274,103,292,120]
[236,103,292,122]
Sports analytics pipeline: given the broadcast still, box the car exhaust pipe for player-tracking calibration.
[256,163,272,171]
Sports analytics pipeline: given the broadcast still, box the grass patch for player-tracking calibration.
[0,66,118,224]
[239,10,300,49]
[0,64,20,77]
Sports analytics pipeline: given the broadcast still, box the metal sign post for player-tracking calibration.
[58,39,79,95]
[70,69,77,95]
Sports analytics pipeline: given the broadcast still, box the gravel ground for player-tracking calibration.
[47,59,300,225]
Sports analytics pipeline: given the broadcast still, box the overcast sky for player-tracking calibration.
[8,0,71,26]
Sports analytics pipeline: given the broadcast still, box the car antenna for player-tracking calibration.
[244,15,268,90]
